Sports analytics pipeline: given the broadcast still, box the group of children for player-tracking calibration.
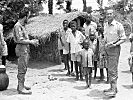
[59,17,108,88]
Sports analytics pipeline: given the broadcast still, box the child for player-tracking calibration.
[67,21,84,80]
[128,52,133,87]
[88,30,98,79]
[59,20,71,75]
[97,30,108,82]
[79,27,86,37]
[79,39,94,88]
[128,33,133,87]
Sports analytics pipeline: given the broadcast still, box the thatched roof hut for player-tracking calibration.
[26,11,88,39]
[24,11,90,64]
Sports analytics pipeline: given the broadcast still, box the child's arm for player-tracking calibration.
[129,33,133,42]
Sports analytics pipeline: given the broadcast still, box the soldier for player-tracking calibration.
[13,10,39,94]
[103,9,126,97]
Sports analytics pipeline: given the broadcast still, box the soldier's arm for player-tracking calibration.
[115,23,127,46]
[14,25,37,45]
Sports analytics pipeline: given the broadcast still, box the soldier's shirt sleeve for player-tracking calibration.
[118,23,127,40]
[14,25,24,42]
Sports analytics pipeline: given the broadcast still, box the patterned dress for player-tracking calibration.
[98,35,107,69]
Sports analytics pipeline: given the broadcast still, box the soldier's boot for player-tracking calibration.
[104,81,117,97]
[17,74,32,95]
[103,83,112,93]
[17,85,31,90]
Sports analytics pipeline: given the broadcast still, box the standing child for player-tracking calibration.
[67,21,84,81]
[97,29,108,82]
[79,39,94,88]
[79,27,86,37]
[128,33,133,87]
[59,20,71,75]
[88,30,98,79]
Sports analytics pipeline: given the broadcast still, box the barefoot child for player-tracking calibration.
[79,39,94,88]
[128,33,133,87]
[67,21,84,80]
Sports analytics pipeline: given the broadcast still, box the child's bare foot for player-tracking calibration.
[84,85,89,89]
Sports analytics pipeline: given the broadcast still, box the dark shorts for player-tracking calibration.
[83,67,92,76]
[63,54,69,63]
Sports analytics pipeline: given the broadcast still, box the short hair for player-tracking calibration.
[82,39,90,48]
[19,8,29,19]
[70,21,77,27]
[106,9,114,14]
[63,19,68,23]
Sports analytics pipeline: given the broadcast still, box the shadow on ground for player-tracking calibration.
[121,70,131,74]
[0,88,18,96]
[87,89,114,100]
[59,77,77,83]
[51,73,67,77]
[73,85,87,90]
[28,60,57,69]
[122,84,133,89]
[48,68,64,72]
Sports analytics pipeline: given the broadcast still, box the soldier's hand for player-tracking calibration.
[31,39,39,46]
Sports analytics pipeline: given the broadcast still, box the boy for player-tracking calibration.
[88,30,98,79]
[79,27,86,37]
[67,21,84,80]
[79,39,94,88]
[128,33,133,88]
[59,19,71,75]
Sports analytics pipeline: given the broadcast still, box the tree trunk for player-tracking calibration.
[48,0,53,14]
[82,0,87,12]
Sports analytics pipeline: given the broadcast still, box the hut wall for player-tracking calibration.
[29,32,61,64]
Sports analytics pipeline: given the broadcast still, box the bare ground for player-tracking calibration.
[0,41,133,100]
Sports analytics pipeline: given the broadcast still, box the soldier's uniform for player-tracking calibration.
[104,19,126,95]
[13,21,30,92]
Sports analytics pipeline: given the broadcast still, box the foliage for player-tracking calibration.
[0,0,46,36]
[48,0,53,14]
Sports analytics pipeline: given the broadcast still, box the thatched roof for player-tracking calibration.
[26,11,88,39]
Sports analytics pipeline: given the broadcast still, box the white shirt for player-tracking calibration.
[83,21,97,37]
[104,20,126,44]
[67,30,83,53]
[79,48,94,67]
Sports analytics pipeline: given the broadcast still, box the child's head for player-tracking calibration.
[70,21,77,32]
[79,27,85,36]
[63,20,69,29]
[89,30,96,41]
[82,39,90,50]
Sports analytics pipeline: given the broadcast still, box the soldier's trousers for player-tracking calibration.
[17,53,29,91]
[105,45,121,83]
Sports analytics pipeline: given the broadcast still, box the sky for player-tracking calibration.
[40,0,122,14]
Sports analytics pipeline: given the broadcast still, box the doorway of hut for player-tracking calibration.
[6,38,17,61]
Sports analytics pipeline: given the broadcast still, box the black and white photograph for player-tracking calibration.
[0,0,133,100]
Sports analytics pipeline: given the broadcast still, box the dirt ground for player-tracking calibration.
[0,41,133,100]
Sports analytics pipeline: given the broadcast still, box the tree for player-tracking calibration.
[48,0,53,14]
[82,0,87,12]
